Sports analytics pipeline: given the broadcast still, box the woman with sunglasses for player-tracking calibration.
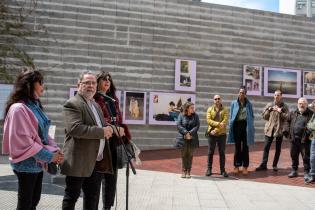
[94,71,131,210]
[2,69,64,210]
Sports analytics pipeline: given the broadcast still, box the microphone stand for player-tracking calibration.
[103,96,136,210]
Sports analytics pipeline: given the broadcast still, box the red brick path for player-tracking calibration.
[136,140,315,188]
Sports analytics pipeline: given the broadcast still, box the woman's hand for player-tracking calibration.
[51,151,64,164]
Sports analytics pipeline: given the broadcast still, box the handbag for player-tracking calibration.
[47,162,58,175]
[116,140,135,169]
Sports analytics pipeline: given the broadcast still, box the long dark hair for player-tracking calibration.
[96,71,117,98]
[4,69,44,118]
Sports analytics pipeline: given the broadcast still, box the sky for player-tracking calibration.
[202,0,296,14]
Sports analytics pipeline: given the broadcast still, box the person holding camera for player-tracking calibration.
[256,90,289,172]
[283,98,313,180]
[175,102,200,178]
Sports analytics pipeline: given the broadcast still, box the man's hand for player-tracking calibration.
[219,123,225,129]
[103,126,113,140]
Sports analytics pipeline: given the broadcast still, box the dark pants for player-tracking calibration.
[233,121,249,167]
[62,169,102,210]
[290,140,311,172]
[14,170,43,210]
[181,141,194,170]
[261,135,283,167]
[101,170,118,210]
[207,135,226,172]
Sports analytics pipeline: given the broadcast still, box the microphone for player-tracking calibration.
[98,92,116,102]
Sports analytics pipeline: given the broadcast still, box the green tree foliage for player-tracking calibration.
[0,0,43,81]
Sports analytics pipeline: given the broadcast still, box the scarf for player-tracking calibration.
[26,100,50,145]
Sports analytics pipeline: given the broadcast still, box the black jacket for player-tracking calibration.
[283,108,313,143]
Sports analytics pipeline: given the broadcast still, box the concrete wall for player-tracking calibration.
[1,0,315,150]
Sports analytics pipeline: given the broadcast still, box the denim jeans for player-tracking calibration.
[310,140,315,176]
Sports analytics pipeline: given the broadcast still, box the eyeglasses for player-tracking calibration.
[81,81,97,86]
[214,98,221,100]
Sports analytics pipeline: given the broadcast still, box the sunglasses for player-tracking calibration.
[214,98,221,100]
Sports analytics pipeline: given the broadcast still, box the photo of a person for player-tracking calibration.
[123,91,146,124]
[175,59,196,92]
[243,65,262,96]
[129,96,140,119]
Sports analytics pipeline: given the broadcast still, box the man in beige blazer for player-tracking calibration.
[61,71,114,210]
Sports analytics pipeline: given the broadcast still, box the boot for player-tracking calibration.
[256,164,267,171]
[221,170,229,178]
[242,167,248,175]
[304,172,311,181]
[288,170,298,178]
[205,168,212,176]
[186,169,191,178]
[181,169,186,178]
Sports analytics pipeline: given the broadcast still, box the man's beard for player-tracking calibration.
[298,107,306,113]
[81,90,95,100]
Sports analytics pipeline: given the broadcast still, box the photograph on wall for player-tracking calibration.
[243,65,262,96]
[0,84,13,119]
[149,92,196,125]
[123,91,146,124]
[69,87,78,98]
[303,71,315,99]
[175,59,196,92]
[264,67,301,98]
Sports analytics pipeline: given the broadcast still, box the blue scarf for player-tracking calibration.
[26,100,51,145]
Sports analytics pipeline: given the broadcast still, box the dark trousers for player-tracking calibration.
[101,169,118,209]
[62,169,102,210]
[290,140,311,172]
[233,121,249,167]
[14,170,43,210]
[207,135,226,172]
[261,135,283,167]
[181,142,194,170]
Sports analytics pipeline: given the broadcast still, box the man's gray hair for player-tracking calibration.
[78,70,96,83]
[298,97,308,104]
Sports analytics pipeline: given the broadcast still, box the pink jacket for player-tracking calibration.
[2,103,59,163]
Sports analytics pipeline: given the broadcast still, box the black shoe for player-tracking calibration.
[304,172,311,181]
[221,171,229,178]
[205,168,212,176]
[288,170,298,178]
[256,165,267,171]
[305,176,315,184]
[273,166,278,172]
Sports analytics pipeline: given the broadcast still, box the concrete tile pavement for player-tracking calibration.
[1,157,315,209]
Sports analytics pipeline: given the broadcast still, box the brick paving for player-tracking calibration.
[136,140,315,188]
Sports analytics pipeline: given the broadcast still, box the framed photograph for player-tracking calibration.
[243,65,262,96]
[149,92,196,125]
[0,84,13,119]
[303,71,315,99]
[264,67,301,98]
[175,59,196,92]
[69,87,78,98]
[123,91,146,124]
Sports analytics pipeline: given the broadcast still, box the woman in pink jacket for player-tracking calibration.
[2,69,64,210]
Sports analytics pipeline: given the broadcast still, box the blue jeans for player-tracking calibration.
[310,140,315,176]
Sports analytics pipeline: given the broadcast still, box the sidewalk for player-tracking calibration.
[1,141,315,209]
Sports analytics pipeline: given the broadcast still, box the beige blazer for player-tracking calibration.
[60,93,112,177]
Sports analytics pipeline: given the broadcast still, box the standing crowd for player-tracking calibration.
[176,87,315,185]
[2,69,315,210]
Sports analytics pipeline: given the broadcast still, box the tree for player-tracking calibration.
[0,0,44,81]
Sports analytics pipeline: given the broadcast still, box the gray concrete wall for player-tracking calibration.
[1,0,315,150]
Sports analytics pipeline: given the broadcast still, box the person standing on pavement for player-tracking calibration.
[283,97,312,180]
[61,71,114,210]
[228,86,255,175]
[2,69,64,210]
[94,71,131,210]
[305,101,315,184]
[205,95,229,177]
[256,90,289,172]
[175,102,200,178]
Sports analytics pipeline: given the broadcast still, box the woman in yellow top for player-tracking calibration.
[205,95,229,177]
